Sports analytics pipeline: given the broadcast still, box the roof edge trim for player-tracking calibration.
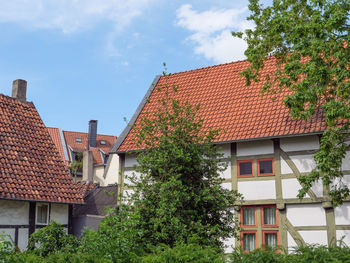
[109,75,161,154]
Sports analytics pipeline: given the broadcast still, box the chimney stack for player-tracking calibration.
[87,120,97,150]
[12,79,27,102]
[82,151,94,183]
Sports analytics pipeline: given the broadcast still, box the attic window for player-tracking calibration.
[100,140,106,145]
[75,137,82,143]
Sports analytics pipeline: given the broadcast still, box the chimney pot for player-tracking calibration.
[12,79,27,102]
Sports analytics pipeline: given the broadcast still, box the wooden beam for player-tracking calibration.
[285,218,306,247]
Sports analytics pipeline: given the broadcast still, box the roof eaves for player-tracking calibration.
[115,131,324,153]
[109,75,161,154]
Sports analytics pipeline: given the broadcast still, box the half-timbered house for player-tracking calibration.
[106,58,350,252]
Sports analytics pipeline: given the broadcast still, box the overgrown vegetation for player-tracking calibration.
[2,224,350,263]
[233,0,350,206]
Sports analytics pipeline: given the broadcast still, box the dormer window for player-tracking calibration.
[100,140,106,145]
[75,137,82,143]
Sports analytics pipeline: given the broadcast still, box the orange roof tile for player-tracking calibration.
[63,131,117,164]
[76,181,97,197]
[0,94,84,204]
[47,127,67,163]
[117,58,326,152]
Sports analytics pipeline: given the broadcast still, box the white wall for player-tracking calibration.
[299,230,328,245]
[50,204,68,225]
[221,182,232,191]
[125,154,138,167]
[0,200,29,224]
[124,170,141,186]
[217,143,231,158]
[237,140,274,156]
[105,154,120,184]
[238,180,276,200]
[280,136,319,152]
[281,155,293,174]
[18,229,28,251]
[282,178,310,199]
[286,204,326,226]
[336,230,350,245]
[219,162,231,179]
[334,202,350,225]
[342,151,350,171]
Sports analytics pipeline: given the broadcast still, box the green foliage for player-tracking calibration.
[70,152,83,176]
[126,73,242,250]
[140,242,226,263]
[234,0,350,206]
[27,221,79,257]
[78,206,144,263]
[230,247,284,263]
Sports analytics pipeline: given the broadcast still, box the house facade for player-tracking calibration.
[107,58,350,252]
[47,123,118,186]
[0,80,84,250]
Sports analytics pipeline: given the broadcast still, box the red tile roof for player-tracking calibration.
[76,181,98,197]
[47,127,67,164]
[0,94,84,204]
[63,131,116,164]
[118,58,326,152]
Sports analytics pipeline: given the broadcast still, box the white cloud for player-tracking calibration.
[0,0,154,33]
[176,4,254,63]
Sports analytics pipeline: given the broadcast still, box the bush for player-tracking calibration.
[27,221,79,257]
[140,242,226,263]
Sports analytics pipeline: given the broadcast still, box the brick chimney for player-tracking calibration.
[12,79,27,102]
[87,120,97,150]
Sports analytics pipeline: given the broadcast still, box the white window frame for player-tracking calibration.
[36,203,49,225]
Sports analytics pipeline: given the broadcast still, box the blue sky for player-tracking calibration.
[0,0,254,136]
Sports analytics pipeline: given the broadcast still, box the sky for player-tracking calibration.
[0,0,255,136]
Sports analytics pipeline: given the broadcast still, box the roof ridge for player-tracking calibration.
[165,58,249,77]
[62,130,117,137]
[0,93,34,106]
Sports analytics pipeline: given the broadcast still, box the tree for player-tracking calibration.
[126,70,242,250]
[234,0,349,206]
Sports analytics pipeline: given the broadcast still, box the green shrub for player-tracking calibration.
[140,242,226,263]
[27,221,79,257]
[230,247,284,263]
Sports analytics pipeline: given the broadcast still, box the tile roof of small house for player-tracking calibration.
[0,94,84,204]
[47,128,117,165]
[115,57,326,152]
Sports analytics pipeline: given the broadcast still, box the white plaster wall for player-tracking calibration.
[0,200,29,224]
[104,154,120,184]
[238,180,276,200]
[237,140,274,157]
[50,204,68,224]
[311,180,323,197]
[334,202,350,225]
[286,204,326,226]
[287,232,298,252]
[280,136,319,152]
[299,230,328,245]
[124,170,141,186]
[282,178,310,199]
[342,151,350,171]
[93,166,106,186]
[290,155,316,173]
[219,162,231,179]
[221,182,232,191]
[223,237,235,253]
[18,228,28,251]
[125,154,138,167]
[336,230,350,246]
[217,143,231,158]
[331,174,350,189]
[281,155,293,174]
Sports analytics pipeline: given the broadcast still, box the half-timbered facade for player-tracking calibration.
[107,58,350,252]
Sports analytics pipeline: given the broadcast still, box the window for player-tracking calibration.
[36,204,49,225]
[75,137,82,143]
[100,140,106,145]
[237,160,253,177]
[258,158,274,176]
[241,231,257,252]
[263,231,279,249]
[262,205,278,227]
[240,205,279,251]
[241,206,256,227]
